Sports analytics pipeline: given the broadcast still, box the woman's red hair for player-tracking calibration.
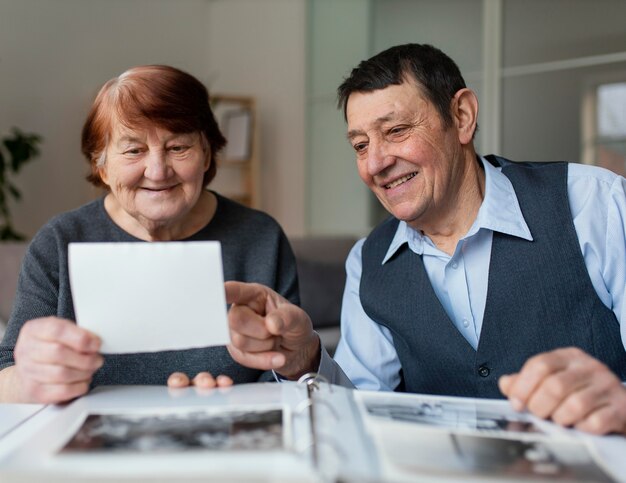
[81,65,226,188]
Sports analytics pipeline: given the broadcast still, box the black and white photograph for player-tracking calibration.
[357,393,615,482]
[361,394,543,436]
[61,407,284,453]
[377,430,615,482]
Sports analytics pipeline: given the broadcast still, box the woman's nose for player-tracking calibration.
[144,150,170,180]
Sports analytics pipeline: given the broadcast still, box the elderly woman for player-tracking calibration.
[0,65,298,404]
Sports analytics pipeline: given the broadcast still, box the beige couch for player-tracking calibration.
[0,242,28,338]
[289,236,357,355]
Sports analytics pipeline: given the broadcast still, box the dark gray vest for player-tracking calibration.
[360,156,626,398]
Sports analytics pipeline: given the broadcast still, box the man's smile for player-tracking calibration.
[384,172,417,189]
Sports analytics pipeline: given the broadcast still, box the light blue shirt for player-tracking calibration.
[320,158,626,390]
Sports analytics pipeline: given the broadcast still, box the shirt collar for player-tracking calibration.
[381,156,533,264]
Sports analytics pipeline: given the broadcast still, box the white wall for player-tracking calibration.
[306,0,373,237]
[206,0,306,236]
[0,0,306,238]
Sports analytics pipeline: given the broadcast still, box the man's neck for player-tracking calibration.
[414,154,485,256]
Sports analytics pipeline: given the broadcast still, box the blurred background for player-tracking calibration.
[1,0,625,240]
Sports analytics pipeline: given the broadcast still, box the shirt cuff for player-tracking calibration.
[318,344,355,388]
[272,336,355,389]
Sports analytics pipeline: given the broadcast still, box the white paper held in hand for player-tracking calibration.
[68,241,230,354]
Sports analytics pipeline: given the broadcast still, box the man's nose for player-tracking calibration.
[366,140,394,176]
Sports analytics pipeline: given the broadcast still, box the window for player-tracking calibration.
[583,82,626,177]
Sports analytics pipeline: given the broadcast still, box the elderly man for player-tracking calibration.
[225,43,626,435]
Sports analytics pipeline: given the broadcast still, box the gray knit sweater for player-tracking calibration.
[0,193,299,386]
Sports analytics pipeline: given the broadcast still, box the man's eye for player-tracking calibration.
[169,145,188,153]
[389,125,409,136]
[353,142,367,153]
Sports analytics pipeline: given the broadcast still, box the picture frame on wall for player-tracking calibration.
[222,108,252,162]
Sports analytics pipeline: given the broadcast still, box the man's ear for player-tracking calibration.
[452,88,478,145]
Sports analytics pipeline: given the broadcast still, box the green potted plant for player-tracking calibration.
[0,128,42,241]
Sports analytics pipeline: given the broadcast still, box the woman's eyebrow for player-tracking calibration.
[115,135,142,146]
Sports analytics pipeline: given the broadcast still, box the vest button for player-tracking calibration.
[478,365,490,377]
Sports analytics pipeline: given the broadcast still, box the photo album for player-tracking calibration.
[0,378,621,482]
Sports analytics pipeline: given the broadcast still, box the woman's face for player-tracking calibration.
[99,120,210,236]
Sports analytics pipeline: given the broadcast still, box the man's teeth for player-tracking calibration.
[385,172,417,189]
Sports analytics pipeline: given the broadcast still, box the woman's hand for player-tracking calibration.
[224,281,320,380]
[167,372,233,389]
[10,317,103,404]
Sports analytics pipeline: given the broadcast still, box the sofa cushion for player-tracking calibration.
[289,236,357,354]
[296,258,346,329]
[0,242,28,323]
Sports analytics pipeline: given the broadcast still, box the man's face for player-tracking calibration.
[346,80,464,231]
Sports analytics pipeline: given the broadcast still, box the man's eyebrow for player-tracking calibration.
[347,112,398,140]
[347,129,364,140]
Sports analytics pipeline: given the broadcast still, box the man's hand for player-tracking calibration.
[224,281,320,380]
[499,347,626,435]
[11,317,103,404]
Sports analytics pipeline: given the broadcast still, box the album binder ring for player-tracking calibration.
[297,372,332,392]
[294,372,338,468]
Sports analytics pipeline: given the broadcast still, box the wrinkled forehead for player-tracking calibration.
[108,112,198,139]
[108,115,205,150]
[346,81,428,132]
[107,114,154,142]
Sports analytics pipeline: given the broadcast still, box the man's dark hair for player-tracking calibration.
[337,43,467,127]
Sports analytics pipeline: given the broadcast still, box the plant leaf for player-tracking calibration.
[0,223,25,241]
[8,182,21,201]
[3,127,43,172]
[0,189,9,220]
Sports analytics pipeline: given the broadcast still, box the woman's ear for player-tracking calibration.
[452,88,479,145]
[203,145,212,172]
[97,161,109,186]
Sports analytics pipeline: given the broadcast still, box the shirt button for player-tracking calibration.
[478,365,490,377]
[462,318,469,328]
[451,261,458,269]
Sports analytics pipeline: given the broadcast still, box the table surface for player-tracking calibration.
[0,404,44,440]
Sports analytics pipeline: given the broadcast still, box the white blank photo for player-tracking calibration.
[69,241,230,353]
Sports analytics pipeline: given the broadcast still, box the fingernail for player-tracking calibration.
[217,375,233,386]
[510,398,524,412]
[271,355,284,367]
[172,374,183,384]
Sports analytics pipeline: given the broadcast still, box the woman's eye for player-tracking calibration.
[123,148,142,155]
[169,145,188,153]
